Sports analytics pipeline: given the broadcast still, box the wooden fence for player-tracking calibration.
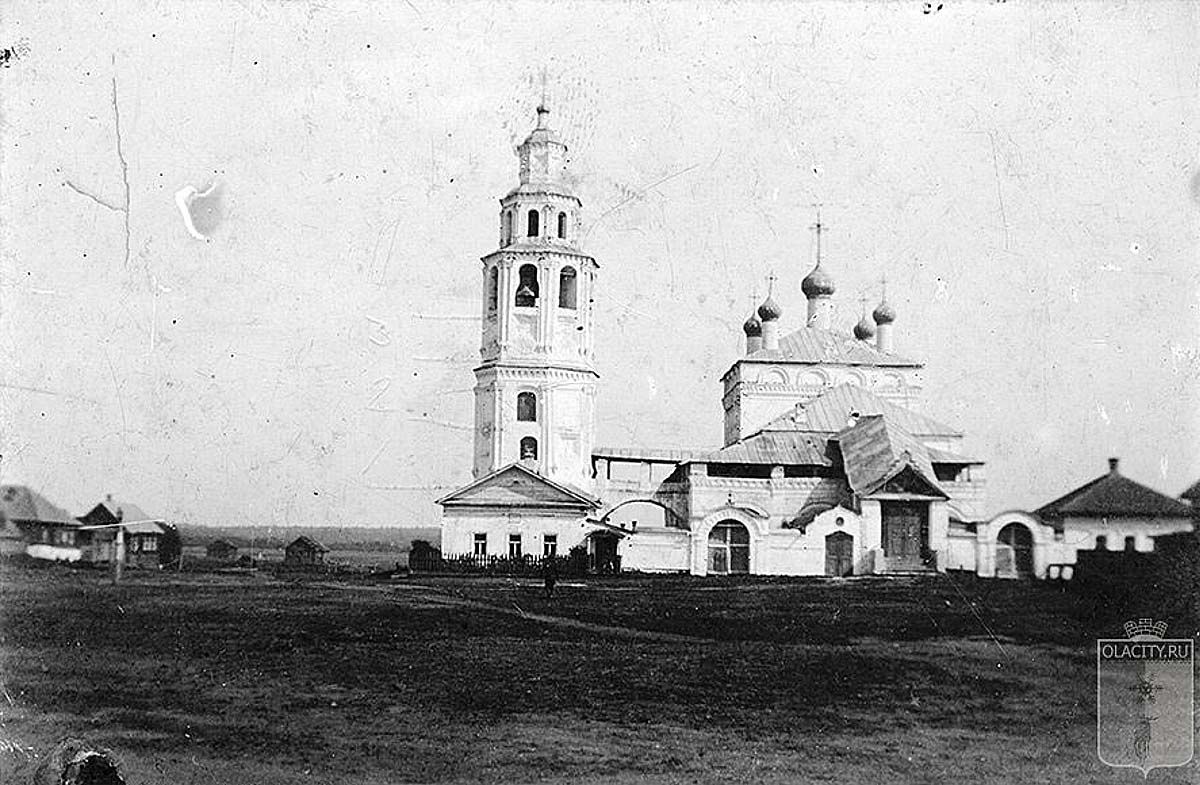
[409,551,589,577]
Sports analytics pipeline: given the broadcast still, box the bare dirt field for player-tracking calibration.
[0,563,1195,784]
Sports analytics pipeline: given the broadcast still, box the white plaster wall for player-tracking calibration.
[943,532,978,571]
[621,527,689,572]
[441,509,590,557]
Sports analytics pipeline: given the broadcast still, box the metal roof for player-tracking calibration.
[1036,466,1194,520]
[836,415,946,499]
[739,326,921,369]
[758,384,962,438]
[705,432,834,466]
[592,446,712,463]
[927,446,983,465]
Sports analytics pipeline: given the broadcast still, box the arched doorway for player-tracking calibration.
[996,522,1034,578]
[825,531,854,577]
[708,520,750,574]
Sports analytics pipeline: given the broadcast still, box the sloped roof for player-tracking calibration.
[79,498,159,526]
[437,462,600,510]
[706,432,834,466]
[760,384,962,438]
[592,446,712,463]
[835,415,946,499]
[1181,479,1200,503]
[741,326,921,368]
[0,485,76,524]
[287,535,329,552]
[927,446,984,465]
[1035,466,1194,520]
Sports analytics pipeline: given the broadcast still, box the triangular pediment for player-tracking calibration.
[438,463,600,510]
[879,466,945,498]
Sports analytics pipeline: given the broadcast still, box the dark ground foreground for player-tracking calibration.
[0,563,1196,784]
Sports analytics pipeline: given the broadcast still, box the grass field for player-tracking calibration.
[0,563,1195,784]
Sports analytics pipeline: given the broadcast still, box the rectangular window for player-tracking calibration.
[543,534,557,557]
[144,537,158,552]
[1124,536,1136,552]
[473,533,487,556]
[508,533,523,558]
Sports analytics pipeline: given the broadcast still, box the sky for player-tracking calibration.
[1,1,1197,528]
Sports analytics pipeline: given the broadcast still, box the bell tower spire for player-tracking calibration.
[473,103,599,489]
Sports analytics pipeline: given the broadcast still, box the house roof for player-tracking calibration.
[705,432,834,466]
[1035,463,1194,520]
[758,384,962,438]
[0,485,76,525]
[437,462,601,510]
[734,325,921,370]
[79,497,159,526]
[287,535,329,552]
[835,415,947,499]
[1181,479,1200,503]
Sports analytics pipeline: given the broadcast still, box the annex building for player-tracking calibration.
[437,107,1196,578]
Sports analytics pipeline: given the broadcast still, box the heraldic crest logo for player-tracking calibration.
[1097,618,1194,775]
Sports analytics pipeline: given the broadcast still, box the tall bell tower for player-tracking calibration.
[473,105,598,489]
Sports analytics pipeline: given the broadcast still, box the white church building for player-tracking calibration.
[437,107,1195,579]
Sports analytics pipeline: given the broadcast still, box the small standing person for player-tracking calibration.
[542,556,558,599]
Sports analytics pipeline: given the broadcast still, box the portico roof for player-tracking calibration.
[835,415,946,499]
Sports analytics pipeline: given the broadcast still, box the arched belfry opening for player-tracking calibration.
[527,209,539,237]
[517,391,537,422]
[502,211,513,246]
[559,266,577,309]
[557,211,567,239]
[520,436,539,461]
[515,264,539,307]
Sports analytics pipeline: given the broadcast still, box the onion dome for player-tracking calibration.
[743,312,762,337]
[757,295,782,322]
[872,298,896,325]
[801,263,836,298]
[853,314,876,341]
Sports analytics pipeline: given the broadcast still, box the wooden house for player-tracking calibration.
[206,539,239,561]
[77,495,166,568]
[283,535,329,567]
[0,485,81,561]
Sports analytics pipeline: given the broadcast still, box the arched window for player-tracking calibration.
[558,266,577,309]
[527,209,539,237]
[557,211,567,239]
[1124,536,1136,552]
[486,267,498,315]
[517,392,537,422]
[502,211,513,246]
[707,520,750,574]
[515,264,539,307]
[1095,535,1107,551]
[520,437,538,461]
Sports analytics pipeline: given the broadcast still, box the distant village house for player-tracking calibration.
[206,539,239,561]
[283,536,328,567]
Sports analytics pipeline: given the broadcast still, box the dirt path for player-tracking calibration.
[305,579,709,643]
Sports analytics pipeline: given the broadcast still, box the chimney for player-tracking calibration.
[1108,457,1120,474]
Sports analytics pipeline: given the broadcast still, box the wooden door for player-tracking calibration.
[825,531,854,577]
[882,502,926,566]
